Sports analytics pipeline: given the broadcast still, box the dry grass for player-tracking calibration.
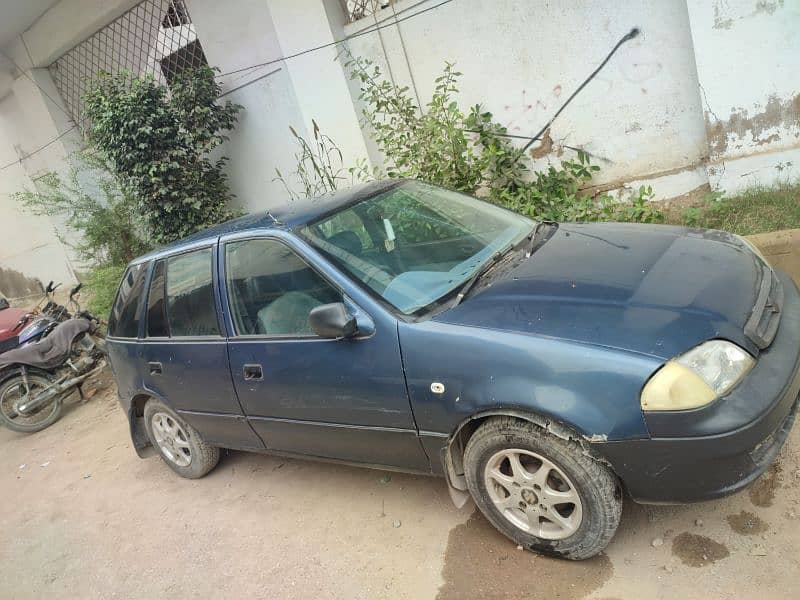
[664,181,800,235]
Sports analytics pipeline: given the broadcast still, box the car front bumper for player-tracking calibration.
[596,269,800,504]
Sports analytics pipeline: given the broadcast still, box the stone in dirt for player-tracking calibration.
[392,520,401,528]
[651,537,664,547]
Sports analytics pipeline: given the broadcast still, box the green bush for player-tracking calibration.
[83,66,242,244]
[347,56,663,223]
[86,263,126,319]
[15,154,153,266]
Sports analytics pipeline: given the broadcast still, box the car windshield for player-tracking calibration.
[299,181,534,314]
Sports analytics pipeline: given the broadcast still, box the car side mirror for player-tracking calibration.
[309,302,358,339]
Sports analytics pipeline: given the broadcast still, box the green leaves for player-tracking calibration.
[14,153,153,268]
[82,66,242,244]
[345,54,662,225]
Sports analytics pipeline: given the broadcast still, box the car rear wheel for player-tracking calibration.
[463,417,622,560]
[143,399,219,479]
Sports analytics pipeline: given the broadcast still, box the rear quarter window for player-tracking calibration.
[108,262,148,338]
[165,248,220,337]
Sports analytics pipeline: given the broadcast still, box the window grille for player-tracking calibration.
[49,0,208,130]
[342,0,396,23]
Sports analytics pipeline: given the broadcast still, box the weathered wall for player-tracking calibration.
[686,0,800,194]
[0,0,798,289]
[0,93,76,297]
[344,0,712,199]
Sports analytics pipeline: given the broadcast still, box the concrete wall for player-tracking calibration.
[186,0,370,213]
[186,0,310,212]
[686,0,800,194]
[0,93,76,297]
[0,0,798,289]
[345,0,711,200]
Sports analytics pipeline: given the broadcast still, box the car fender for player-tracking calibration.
[439,407,616,500]
[125,384,174,458]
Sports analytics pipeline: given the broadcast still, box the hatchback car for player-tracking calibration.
[107,179,799,559]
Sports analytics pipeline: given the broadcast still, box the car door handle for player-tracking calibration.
[243,364,263,381]
[148,361,163,375]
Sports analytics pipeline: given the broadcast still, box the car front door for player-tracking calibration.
[139,245,263,450]
[221,233,430,472]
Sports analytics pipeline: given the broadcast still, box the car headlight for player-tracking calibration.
[641,340,755,411]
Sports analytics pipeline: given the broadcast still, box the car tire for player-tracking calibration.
[463,417,622,560]
[143,399,220,479]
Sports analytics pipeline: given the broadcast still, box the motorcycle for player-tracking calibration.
[0,281,81,355]
[0,292,106,433]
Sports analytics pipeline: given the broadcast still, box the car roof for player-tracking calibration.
[130,179,404,265]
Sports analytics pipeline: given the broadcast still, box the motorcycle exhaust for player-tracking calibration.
[17,360,106,415]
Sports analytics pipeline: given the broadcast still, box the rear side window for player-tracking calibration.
[166,248,219,337]
[146,260,168,337]
[108,263,148,338]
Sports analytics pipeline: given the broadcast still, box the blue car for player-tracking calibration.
[106,180,799,559]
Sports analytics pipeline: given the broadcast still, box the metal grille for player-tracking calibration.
[342,0,397,23]
[49,0,208,130]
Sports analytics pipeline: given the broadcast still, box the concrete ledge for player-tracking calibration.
[747,229,800,285]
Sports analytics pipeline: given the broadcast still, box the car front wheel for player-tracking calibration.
[463,417,622,560]
[143,399,220,479]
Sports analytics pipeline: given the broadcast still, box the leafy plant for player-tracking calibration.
[83,66,242,244]
[14,154,153,266]
[349,58,490,192]
[85,263,127,319]
[275,120,379,200]
[347,56,663,223]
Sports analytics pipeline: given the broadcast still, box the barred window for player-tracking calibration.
[49,0,208,130]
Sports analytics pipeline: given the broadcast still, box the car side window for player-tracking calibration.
[225,238,341,336]
[108,262,148,338]
[165,248,220,337]
[146,259,168,337]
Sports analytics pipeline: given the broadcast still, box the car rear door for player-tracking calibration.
[139,245,263,450]
[220,232,430,471]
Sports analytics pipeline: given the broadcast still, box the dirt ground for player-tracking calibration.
[1,370,799,600]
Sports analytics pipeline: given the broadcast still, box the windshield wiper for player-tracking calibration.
[451,247,509,307]
[451,222,556,308]
[526,220,557,257]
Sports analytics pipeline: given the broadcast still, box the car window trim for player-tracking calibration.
[221,234,354,341]
[161,244,224,340]
[108,261,150,340]
[144,258,170,339]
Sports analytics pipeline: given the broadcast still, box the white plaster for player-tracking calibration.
[345,0,709,187]
[686,0,800,167]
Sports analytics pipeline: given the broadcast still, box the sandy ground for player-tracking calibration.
[0,370,798,600]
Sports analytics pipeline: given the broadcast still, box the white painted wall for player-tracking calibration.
[187,0,371,213]
[0,93,76,295]
[686,0,800,193]
[1,0,799,290]
[343,0,711,198]
[186,0,310,213]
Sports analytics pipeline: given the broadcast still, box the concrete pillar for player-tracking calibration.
[0,67,82,287]
[268,0,372,169]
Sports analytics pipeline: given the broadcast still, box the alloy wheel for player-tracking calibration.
[483,448,583,540]
[151,412,192,467]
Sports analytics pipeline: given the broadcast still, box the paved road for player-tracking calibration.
[1,374,799,599]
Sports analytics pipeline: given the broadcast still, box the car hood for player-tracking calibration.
[434,223,763,359]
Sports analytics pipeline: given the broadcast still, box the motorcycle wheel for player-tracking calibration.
[0,373,64,433]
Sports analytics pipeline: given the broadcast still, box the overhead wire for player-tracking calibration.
[0,0,456,173]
